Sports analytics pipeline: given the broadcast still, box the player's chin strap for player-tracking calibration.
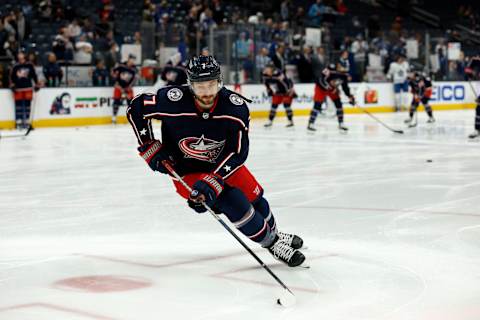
[161,160,295,300]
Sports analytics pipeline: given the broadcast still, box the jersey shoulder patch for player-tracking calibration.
[229,93,244,106]
[166,87,184,101]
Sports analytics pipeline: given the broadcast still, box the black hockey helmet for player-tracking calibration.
[327,63,336,71]
[186,55,222,83]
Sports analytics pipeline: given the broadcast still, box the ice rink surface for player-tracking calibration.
[0,110,479,320]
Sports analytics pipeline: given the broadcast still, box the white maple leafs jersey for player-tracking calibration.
[387,61,410,83]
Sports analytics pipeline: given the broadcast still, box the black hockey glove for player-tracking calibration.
[138,140,172,174]
[188,198,207,213]
[189,174,224,209]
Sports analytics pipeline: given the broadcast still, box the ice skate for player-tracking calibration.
[286,120,294,128]
[338,123,348,132]
[404,117,413,124]
[264,120,273,128]
[278,231,303,249]
[426,117,435,123]
[267,237,305,267]
[307,123,316,131]
[468,130,479,139]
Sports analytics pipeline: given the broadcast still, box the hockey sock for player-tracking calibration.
[425,104,433,118]
[25,99,31,122]
[113,100,121,116]
[334,99,344,124]
[309,101,322,124]
[252,196,276,232]
[409,103,417,118]
[269,104,278,121]
[284,104,293,121]
[217,188,276,247]
[475,104,480,130]
[394,93,401,110]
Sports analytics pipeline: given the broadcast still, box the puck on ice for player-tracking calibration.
[426,159,433,162]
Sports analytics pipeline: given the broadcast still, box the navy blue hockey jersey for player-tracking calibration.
[161,63,188,86]
[316,68,351,96]
[112,64,137,88]
[10,62,38,89]
[262,69,293,95]
[127,86,249,178]
[409,75,432,96]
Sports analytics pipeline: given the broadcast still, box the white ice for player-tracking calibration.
[0,110,479,320]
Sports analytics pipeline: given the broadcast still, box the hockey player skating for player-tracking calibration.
[9,51,39,129]
[465,54,480,139]
[126,55,305,267]
[111,55,137,124]
[307,63,355,132]
[404,72,434,127]
[387,54,410,112]
[262,64,296,127]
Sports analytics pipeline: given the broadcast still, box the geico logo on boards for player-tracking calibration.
[431,85,465,101]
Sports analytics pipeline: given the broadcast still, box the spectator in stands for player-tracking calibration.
[293,7,306,30]
[308,0,326,27]
[104,42,120,72]
[134,31,142,45]
[43,52,63,87]
[4,34,19,59]
[336,0,348,14]
[0,19,9,57]
[312,46,327,78]
[91,59,109,86]
[211,0,225,26]
[52,28,74,62]
[255,47,272,77]
[14,9,30,42]
[280,0,291,21]
[271,42,286,71]
[351,34,368,80]
[38,1,53,21]
[3,11,17,36]
[232,31,252,61]
[74,34,93,65]
[337,50,351,75]
[67,19,82,40]
[295,46,314,83]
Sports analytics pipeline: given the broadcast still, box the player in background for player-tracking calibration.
[307,63,355,132]
[404,71,434,126]
[387,54,410,112]
[262,64,296,127]
[161,52,188,86]
[465,54,480,139]
[9,51,39,129]
[126,55,305,267]
[111,54,137,124]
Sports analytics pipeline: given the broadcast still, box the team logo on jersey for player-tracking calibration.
[167,88,183,101]
[178,135,225,163]
[229,94,244,106]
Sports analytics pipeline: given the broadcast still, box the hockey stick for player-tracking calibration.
[161,160,296,307]
[355,104,404,134]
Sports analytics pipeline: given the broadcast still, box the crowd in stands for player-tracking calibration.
[0,0,478,88]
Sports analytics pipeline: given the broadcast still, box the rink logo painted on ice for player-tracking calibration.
[179,135,225,163]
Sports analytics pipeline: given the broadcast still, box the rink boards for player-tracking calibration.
[0,81,478,129]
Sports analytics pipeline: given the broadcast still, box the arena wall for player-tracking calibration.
[0,81,478,129]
